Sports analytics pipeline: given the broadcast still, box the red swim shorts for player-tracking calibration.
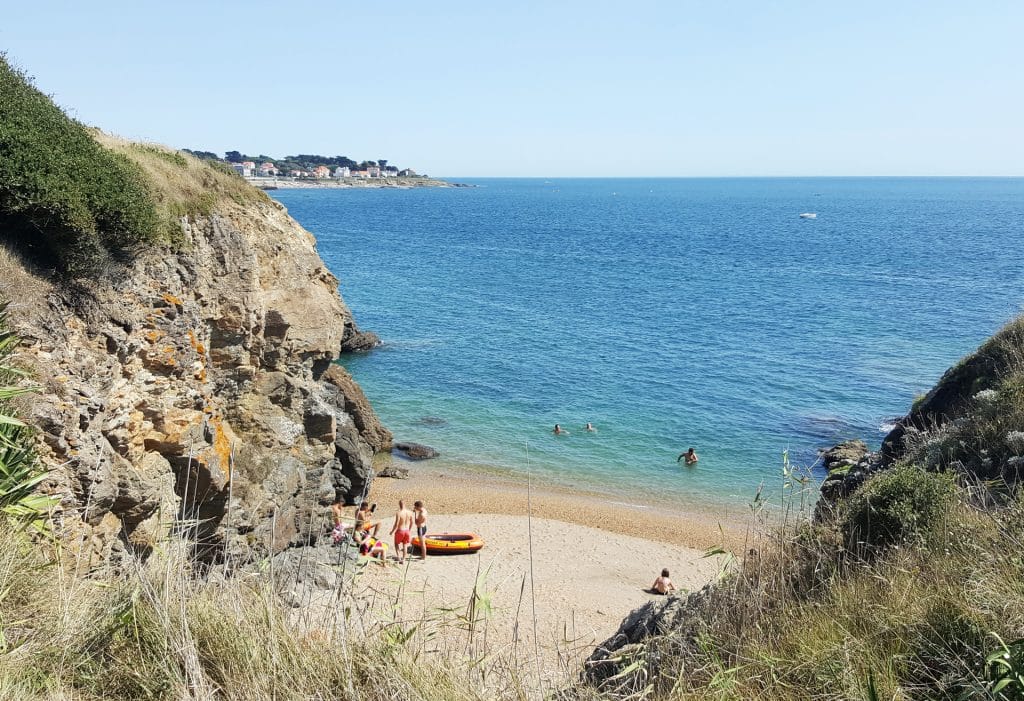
[394,529,411,545]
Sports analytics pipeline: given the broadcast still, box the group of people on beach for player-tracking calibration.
[331,497,429,565]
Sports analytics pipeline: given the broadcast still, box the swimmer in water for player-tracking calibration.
[677,447,699,466]
[585,422,596,432]
[553,424,569,435]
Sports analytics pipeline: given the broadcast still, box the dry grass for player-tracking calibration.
[0,527,553,701]
[91,132,273,242]
[0,244,52,320]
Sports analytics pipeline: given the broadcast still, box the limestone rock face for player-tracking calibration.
[3,197,391,565]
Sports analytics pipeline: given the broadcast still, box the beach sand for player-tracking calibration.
[320,466,748,679]
[342,513,726,682]
[369,465,750,553]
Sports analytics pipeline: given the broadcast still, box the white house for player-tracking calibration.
[333,166,350,178]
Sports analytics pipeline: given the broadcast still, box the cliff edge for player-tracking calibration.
[1,137,390,566]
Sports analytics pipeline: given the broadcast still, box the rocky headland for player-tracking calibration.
[2,139,392,567]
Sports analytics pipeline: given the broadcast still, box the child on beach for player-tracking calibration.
[651,568,676,595]
[413,500,429,560]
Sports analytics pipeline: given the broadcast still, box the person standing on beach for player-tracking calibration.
[677,447,699,465]
[390,500,415,564]
[413,500,429,560]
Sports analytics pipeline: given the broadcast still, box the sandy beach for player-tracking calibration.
[313,465,749,677]
[369,464,750,552]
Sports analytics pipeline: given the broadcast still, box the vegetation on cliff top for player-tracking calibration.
[0,55,267,277]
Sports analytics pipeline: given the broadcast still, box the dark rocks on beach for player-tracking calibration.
[393,442,440,460]
[585,584,717,692]
[257,542,356,608]
[376,461,410,479]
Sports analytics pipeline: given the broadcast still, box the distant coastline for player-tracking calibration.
[246,175,463,190]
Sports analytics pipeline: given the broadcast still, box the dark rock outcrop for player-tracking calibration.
[393,442,440,460]
[339,321,381,353]
[585,585,717,693]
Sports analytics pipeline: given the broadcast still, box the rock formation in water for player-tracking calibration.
[1,148,391,566]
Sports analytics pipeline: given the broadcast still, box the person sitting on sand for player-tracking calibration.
[354,501,380,543]
[553,424,569,435]
[413,500,429,560]
[359,536,387,560]
[677,447,699,466]
[651,568,676,595]
[390,500,415,564]
[585,422,596,432]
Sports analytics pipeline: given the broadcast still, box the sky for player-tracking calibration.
[1,1,1022,177]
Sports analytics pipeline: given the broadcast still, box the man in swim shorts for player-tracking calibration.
[390,499,415,564]
[413,500,429,560]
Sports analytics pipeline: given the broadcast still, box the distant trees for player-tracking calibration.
[182,150,402,174]
[183,149,220,161]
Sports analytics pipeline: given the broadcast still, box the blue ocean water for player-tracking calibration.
[272,178,1024,507]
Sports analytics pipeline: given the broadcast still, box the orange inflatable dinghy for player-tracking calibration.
[412,532,484,555]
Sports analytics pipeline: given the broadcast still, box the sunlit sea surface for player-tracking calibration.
[272,178,1024,508]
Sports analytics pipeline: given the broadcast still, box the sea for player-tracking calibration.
[271,178,1024,509]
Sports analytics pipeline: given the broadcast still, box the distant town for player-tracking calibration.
[183,149,427,181]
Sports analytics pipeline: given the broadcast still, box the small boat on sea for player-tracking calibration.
[799,212,817,219]
[412,532,485,555]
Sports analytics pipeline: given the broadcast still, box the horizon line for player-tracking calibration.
[436,174,1024,180]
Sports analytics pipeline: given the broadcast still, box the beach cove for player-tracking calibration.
[275,177,1024,508]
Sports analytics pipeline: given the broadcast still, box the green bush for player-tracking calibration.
[841,466,957,551]
[0,55,161,275]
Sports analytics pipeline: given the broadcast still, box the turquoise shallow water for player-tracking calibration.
[272,178,1024,507]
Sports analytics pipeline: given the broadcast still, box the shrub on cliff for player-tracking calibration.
[840,465,956,551]
[0,55,161,275]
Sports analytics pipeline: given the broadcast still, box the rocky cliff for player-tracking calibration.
[1,146,391,566]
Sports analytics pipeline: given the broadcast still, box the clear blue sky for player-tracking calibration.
[2,1,1021,176]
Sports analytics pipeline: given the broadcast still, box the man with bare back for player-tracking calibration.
[390,499,415,564]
